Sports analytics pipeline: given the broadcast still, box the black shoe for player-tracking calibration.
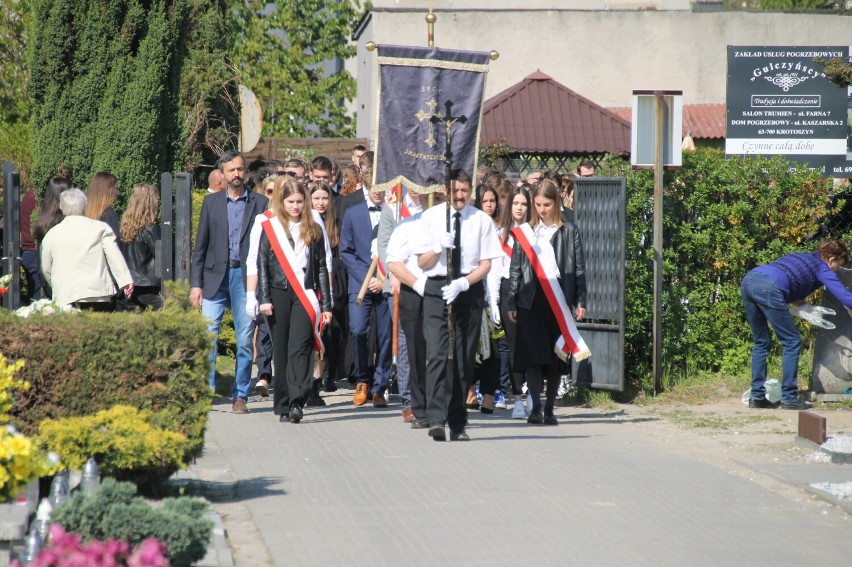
[450,428,470,441]
[322,377,338,393]
[289,404,303,423]
[279,414,289,422]
[306,393,326,407]
[428,425,446,441]
[527,410,544,425]
[411,418,429,430]
[781,400,811,410]
[748,398,780,409]
[543,414,559,426]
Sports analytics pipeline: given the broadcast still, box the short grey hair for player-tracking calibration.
[59,188,88,216]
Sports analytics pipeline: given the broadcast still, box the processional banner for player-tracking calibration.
[373,45,491,194]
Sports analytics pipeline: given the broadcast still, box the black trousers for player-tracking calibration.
[422,278,484,430]
[399,284,426,419]
[499,277,525,395]
[268,286,314,415]
[255,316,273,378]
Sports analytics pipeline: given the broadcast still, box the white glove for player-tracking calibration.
[245,291,258,320]
[432,230,456,253]
[789,303,836,330]
[441,277,469,304]
[488,296,501,325]
[413,276,427,297]
[370,238,378,258]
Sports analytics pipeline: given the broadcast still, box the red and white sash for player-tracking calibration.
[260,212,324,353]
[511,223,591,362]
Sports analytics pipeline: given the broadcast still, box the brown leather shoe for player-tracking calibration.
[232,398,249,414]
[402,407,415,422]
[466,386,480,409]
[372,392,389,408]
[353,383,369,406]
[480,394,494,414]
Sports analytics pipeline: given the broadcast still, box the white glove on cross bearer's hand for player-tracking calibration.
[245,291,259,320]
[432,230,456,253]
[370,238,378,259]
[488,296,501,325]
[789,303,836,330]
[413,276,427,297]
[441,277,469,304]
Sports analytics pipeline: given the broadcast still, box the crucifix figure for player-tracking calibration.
[415,97,444,148]
[430,99,467,360]
[430,100,467,159]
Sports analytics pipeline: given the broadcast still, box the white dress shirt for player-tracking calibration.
[246,209,331,277]
[415,203,501,277]
[386,214,426,280]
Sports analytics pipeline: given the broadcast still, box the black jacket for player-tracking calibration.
[126,224,161,287]
[258,231,332,313]
[508,221,586,312]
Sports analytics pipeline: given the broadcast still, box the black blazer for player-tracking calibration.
[508,221,586,312]
[257,231,332,313]
[335,190,365,225]
[190,189,268,299]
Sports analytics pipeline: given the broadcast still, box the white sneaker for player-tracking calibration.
[557,375,570,397]
[511,401,526,419]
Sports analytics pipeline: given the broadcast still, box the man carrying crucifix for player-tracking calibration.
[415,169,501,441]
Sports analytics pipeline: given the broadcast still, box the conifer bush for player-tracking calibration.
[37,406,190,482]
[0,305,211,473]
[51,478,212,567]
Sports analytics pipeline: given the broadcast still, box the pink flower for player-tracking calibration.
[127,538,169,567]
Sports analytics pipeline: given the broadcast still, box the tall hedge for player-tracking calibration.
[27,0,237,200]
[615,149,841,391]
[0,307,212,465]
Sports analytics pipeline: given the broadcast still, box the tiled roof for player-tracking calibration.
[608,103,727,140]
[481,70,631,155]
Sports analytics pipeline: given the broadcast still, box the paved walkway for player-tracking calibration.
[179,388,852,566]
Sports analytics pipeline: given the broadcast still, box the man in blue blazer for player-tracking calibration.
[340,185,392,407]
[190,150,269,414]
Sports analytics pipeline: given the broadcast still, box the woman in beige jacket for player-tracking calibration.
[40,188,133,310]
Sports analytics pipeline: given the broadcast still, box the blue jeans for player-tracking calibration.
[740,271,801,404]
[201,268,255,402]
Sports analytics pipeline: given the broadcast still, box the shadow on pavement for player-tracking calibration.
[171,476,286,503]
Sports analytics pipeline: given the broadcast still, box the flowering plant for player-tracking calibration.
[15,299,77,318]
[0,273,11,296]
[0,355,59,501]
[12,524,170,567]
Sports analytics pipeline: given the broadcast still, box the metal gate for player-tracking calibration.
[160,172,193,283]
[572,177,626,392]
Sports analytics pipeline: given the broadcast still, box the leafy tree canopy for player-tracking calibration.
[230,0,365,138]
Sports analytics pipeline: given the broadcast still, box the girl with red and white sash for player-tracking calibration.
[488,184,532,419]
[258,178,332,423]
[507,179,589,426]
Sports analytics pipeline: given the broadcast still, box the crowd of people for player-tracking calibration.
[9,148,851,434]
[190,147,592,441]
[18,169,161,312]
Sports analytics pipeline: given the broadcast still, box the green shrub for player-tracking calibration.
[37,405,190,480]
[51,478,213,567]
[1,305,211,471]
[619,149,837,392]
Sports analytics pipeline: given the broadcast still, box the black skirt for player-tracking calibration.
[514,281,568,374]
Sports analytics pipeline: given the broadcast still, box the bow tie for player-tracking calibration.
[368,205,382,212]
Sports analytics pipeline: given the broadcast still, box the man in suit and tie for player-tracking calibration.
[340,181,391,407]
[191,150,269,414]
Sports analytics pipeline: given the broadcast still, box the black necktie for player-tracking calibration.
[452,211,461,275]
